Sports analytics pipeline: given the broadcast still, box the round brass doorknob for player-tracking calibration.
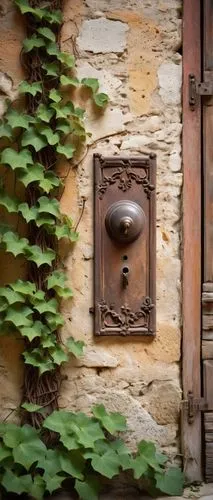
[105,200,145,243]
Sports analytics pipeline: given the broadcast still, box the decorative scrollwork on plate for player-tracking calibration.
[98,297,154,335]
[97,160,155,199]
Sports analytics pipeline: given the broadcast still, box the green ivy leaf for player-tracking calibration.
[50,345,69,365]
[59,450,84,479]
[90,450,120,478]
[2,231,28,257]
[25,245,56,267]
[55,286,73,299]
[29,289,45,303]
[21,127,47,152]
[23,35,45,52]
[94,92,109,107]
[73,107,86,118]
[21,402,43,412]
[132,455,148,479]
[18,163,44,187]
[47,270,67,289]
[55,224,79,242]
[5,305,33,327]
[36,103,55,123]
[49,88,62,103]
[54,224,73,240]
[13,426,46,470]
[51,102,74,119]
[30,476,46,500]
[37,448,61,476]
[133,441,164,477]
[0,122,13,139]
[37,124,60,146]
[77,421,105,449]
[41,333,56,348]
[42,61,60,77]
[0,443,12,462]
[19,203,38,223]
[0,286,25,305]
[37,27,56,42]
[57,52,75,68]
[1,469,33,495]
[47,270,73,298]
[46,42,60,57]
[45,312,64,331]
[56,143,75,159]
[0,191,18,213]
[81,77,99,94]
[92,405,127,435]
[43,9,62,25]
[43,410,90,438]
[43,410,81,441]
[23,349,55,374]
[15,0,35,14]
[155,468,184,496]
[66,337,85,358]
[111,439,132,471]
[6,109,35,129]
[15,0,43,18]
[19,321,45,341]
[36,213,55,227]
[33,298,58,315]
[75,477,99,500]
[19,81,42,96]
[1,148,33,170]
[0,297,9,312]
[3,424,23,447]
[39,171,61,193]
[56,119,72,134]
[37,196,60,218]
[60,75,79,87]
[43,473,66,494]
[47,271,73,298]
[0,224,13,239]
[10,279,36,295]
[72,120,86,138]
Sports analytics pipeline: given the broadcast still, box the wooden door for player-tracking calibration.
[182,0,202,483]
[202,0,213,483]
[183,0,213,483]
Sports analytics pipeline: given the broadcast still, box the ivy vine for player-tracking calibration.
[0,0,109,427]
[0,0,184,498]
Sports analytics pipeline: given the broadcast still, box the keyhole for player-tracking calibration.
[122,266,129,288]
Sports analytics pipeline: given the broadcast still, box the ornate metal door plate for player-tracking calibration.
[93,154,156,337]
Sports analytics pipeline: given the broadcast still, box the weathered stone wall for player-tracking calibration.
[60,0,183,459]
[0,0,183,460]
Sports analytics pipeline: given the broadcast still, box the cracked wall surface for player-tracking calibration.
[0,0,183,463]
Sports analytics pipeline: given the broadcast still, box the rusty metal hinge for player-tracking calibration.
[189,73,213,109]
[182,391,208,424]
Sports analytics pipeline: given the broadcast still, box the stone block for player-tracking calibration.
[77,18,129,53]
[158,62,182,105]
[141,380,182,424]
[75,346,119,368]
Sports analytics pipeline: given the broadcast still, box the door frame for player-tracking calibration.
[182,0,202,482]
